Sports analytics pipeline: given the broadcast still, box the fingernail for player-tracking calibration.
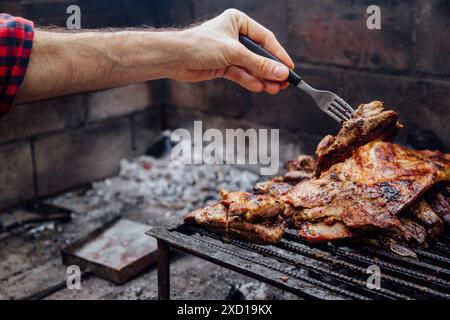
[274,65,288,79]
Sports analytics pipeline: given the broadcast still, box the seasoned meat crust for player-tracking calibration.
[314,101,402,177]
[282,141,450,229]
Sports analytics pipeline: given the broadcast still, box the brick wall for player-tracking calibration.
[162,0,450,149]
[0,0,449,207]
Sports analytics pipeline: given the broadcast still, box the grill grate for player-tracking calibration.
[146,223,450,300]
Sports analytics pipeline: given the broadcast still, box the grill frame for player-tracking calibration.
[146,223,450,300]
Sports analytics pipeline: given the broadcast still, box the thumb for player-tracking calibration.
[235,48,290,82]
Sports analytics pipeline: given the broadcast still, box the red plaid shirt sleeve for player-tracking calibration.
[0,14,34,116]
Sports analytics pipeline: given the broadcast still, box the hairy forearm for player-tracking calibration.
[17,29,184,103]
[16,10,294,102]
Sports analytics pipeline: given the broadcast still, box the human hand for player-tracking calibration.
[172,9,294,94]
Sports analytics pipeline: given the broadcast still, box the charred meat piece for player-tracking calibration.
[363,236,419,259]
[314,101,402,176]
[282,141,450,230]
[184,202,286,244]
[387,218,427,245]
[298,221,355,243]
[220,191,284,223]
[285,155,314,183]
[184,203,228,235]
[409,199,444,239]
[425,184,450,226]
[228,215,286,244]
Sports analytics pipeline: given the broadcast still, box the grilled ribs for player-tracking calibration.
[220,190,284,223]
[314,101,402,177]
[282,141,450,230]
[185,192,286,244]
[184,101,450,248]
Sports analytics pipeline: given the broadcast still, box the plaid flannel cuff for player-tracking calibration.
[0,14,34,116]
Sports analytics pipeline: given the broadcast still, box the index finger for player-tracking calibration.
[234,11,295,70]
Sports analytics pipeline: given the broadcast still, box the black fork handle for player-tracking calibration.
[238,34,302,87]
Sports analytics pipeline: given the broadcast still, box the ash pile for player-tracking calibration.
[76,152,260,224]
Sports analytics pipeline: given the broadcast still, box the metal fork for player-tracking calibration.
[239,35,355,123]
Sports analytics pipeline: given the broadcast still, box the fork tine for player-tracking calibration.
[326,108,344,123]
[295,78,354,123]
[335,97,356,113]
[327,105,348,123]
[331,101,351,118]
[329,102,350,120]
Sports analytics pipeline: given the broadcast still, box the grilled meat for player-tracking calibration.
[184,101,449,248]
[298,221,355,242]
[184,202,286,244]
[227,215,285,244]
[314,101,402,177]
[184,203,228,234]
[254,179,294,197]
[409,199,444,239]
[364,236,419,259]
[282,141,450,230]
[425,184,450,226]
[387,218,427,245]
[220,190,284,223]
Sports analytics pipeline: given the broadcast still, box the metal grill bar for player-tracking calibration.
[194,227,406,299]
[182,232,369,300]
[147,224,450,300]
[234,239,411,300]
[356,244,450,277]
[170,228,367,299]
[434,242,450,255]
[415,246,450,264]
[284,233,450,289]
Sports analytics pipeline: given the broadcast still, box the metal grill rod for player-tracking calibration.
[192,227,409,300]
[278,239,450,299]
[192,226,450,299]
[178,229,371,300]
[284,233,450,289]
